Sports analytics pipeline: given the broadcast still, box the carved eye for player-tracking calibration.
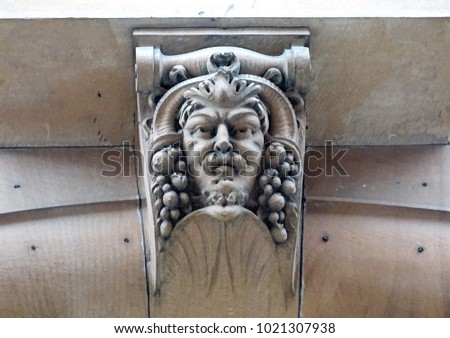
[234,127,254,140]
[194,126,214,139]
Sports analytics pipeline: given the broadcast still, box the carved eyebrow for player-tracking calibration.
[184,112,216,127]
[187,111,216,120]
[227,110,261,127]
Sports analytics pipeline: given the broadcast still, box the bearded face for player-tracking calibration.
[182,104,265,207]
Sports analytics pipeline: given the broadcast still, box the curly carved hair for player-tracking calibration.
[178,69,270,134]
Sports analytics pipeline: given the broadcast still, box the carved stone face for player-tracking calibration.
[182,104,264,206]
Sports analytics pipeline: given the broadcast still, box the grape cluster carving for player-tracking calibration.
[257,142,299,244]
[151,145,192,239]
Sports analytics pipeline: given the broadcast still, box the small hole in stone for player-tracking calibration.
[124,238,130,243]
[97,91,102,98]
[322,235,329,242]
[31,245,36,251]
[422,182,428,187]
[14,184,21,189]
[418,247,424,253]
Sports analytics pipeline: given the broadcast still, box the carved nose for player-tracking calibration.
[214,124,233,153]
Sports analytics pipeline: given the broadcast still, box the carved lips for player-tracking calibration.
[202,151,249,178]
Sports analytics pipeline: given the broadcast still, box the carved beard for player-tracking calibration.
[199,151,252,207]
[202,189,248,207]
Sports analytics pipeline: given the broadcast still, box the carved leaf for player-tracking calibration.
[263,67,283,86]
[157,209,287,317]
[169,65,189,85]
[206,52,240,76]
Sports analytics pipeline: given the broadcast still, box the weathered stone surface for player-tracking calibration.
[1,18,448,146]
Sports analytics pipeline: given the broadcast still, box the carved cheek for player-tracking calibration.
[183,129,215,169]
[253,132,265,150]
[182,132,196,166]
[182,131,193,149]
[193,139,215,157]
[234,132,264,154]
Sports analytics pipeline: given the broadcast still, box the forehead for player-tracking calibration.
[187,105,259,122]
